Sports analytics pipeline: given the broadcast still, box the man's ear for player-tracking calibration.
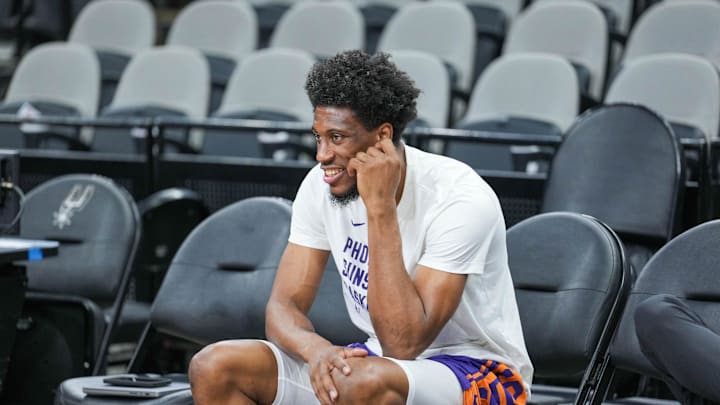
[377,123,394,142]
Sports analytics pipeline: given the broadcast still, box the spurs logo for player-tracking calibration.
[52,184,95,229]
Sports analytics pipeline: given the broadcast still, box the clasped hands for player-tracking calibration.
[308,345,369,404]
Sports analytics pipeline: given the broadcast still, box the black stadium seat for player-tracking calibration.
[541,103,684,278]
[587,219,720,404]
[55,196,364,404]
[507,212,631,405]
[1,174,140,404]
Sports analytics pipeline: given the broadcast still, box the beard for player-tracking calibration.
[329,185,360,207]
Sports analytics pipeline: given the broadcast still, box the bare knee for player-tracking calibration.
[334,358,406,405]
[189,340,278,405]
[189,341,237,390]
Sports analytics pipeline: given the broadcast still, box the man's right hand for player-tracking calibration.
[307,345,368,404]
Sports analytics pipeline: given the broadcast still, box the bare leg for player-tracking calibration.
[189,340,278,405]
[333,357,408,405]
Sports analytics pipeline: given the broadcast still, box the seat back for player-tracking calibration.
[107,46,210,119]
[166,0,257,62]
[541,104,683,273]
[462,53,579,132]
[19,174,141,375]
[388,49,450,128]
[215,48,314,121]
[269,1,364,59]
[5,42,100,118]
[622,0,720,70]
[507,212,629,388]
[590,219,720,403]
[605,53,720,142]
[134,188,210,303]
[166,0,258,114]
[69,0,155,110]
[504,0,608,100]
[21,174,140,303]
[150,197,363,346]
[205,48,315,158]
[93,46,209,154]
[444,0,524,24]
[535,0,635,36]
[377,1,476,92]
[68,0,156,56]
[445,53,578,171]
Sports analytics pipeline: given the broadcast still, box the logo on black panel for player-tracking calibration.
[52,184,95,229]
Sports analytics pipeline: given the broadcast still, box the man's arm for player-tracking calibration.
[265,242,368,404]
[367,208,467,359]
[348,139,468,359]
[265,242,331,357]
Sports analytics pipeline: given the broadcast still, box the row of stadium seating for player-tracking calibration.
[0,0,718,403]
[1,101,717,403]
[0,1,718,172]
[3,172,717,404]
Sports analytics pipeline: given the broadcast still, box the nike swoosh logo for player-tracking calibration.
[351,220,366,227]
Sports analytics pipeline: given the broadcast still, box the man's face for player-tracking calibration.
[312,106,381,206]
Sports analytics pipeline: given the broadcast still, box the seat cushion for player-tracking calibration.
[55,376,193,405]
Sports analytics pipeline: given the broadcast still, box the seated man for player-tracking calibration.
[635,295,720,405]
[189,50,533,405]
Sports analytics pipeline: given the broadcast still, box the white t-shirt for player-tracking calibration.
[289,145,533,385]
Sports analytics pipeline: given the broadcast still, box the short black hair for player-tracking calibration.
[305,50,420,143]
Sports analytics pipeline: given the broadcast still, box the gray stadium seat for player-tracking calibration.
[388,49,451,129]
[621,0,720,71]
[504,0,608,104]
[166,0,258,115]
[0,42,99,150]
[360,0,413,54]
[459,53,579,133]
[92,46,210,154]
[606,53,719,143]
[534,0,636,46]
[204,48,315,159]
[269,0,365,59]
[377,1,476,98]
[451,0,525,24]
[605,53,720,184]
[507,212,630,405]
[436,0,524,82]
[68,0,156,110]
[0,174,140,404]
[585,219,720,404]
[54,196,365,404]
[448,53,579,172]
[541,103,684,278]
